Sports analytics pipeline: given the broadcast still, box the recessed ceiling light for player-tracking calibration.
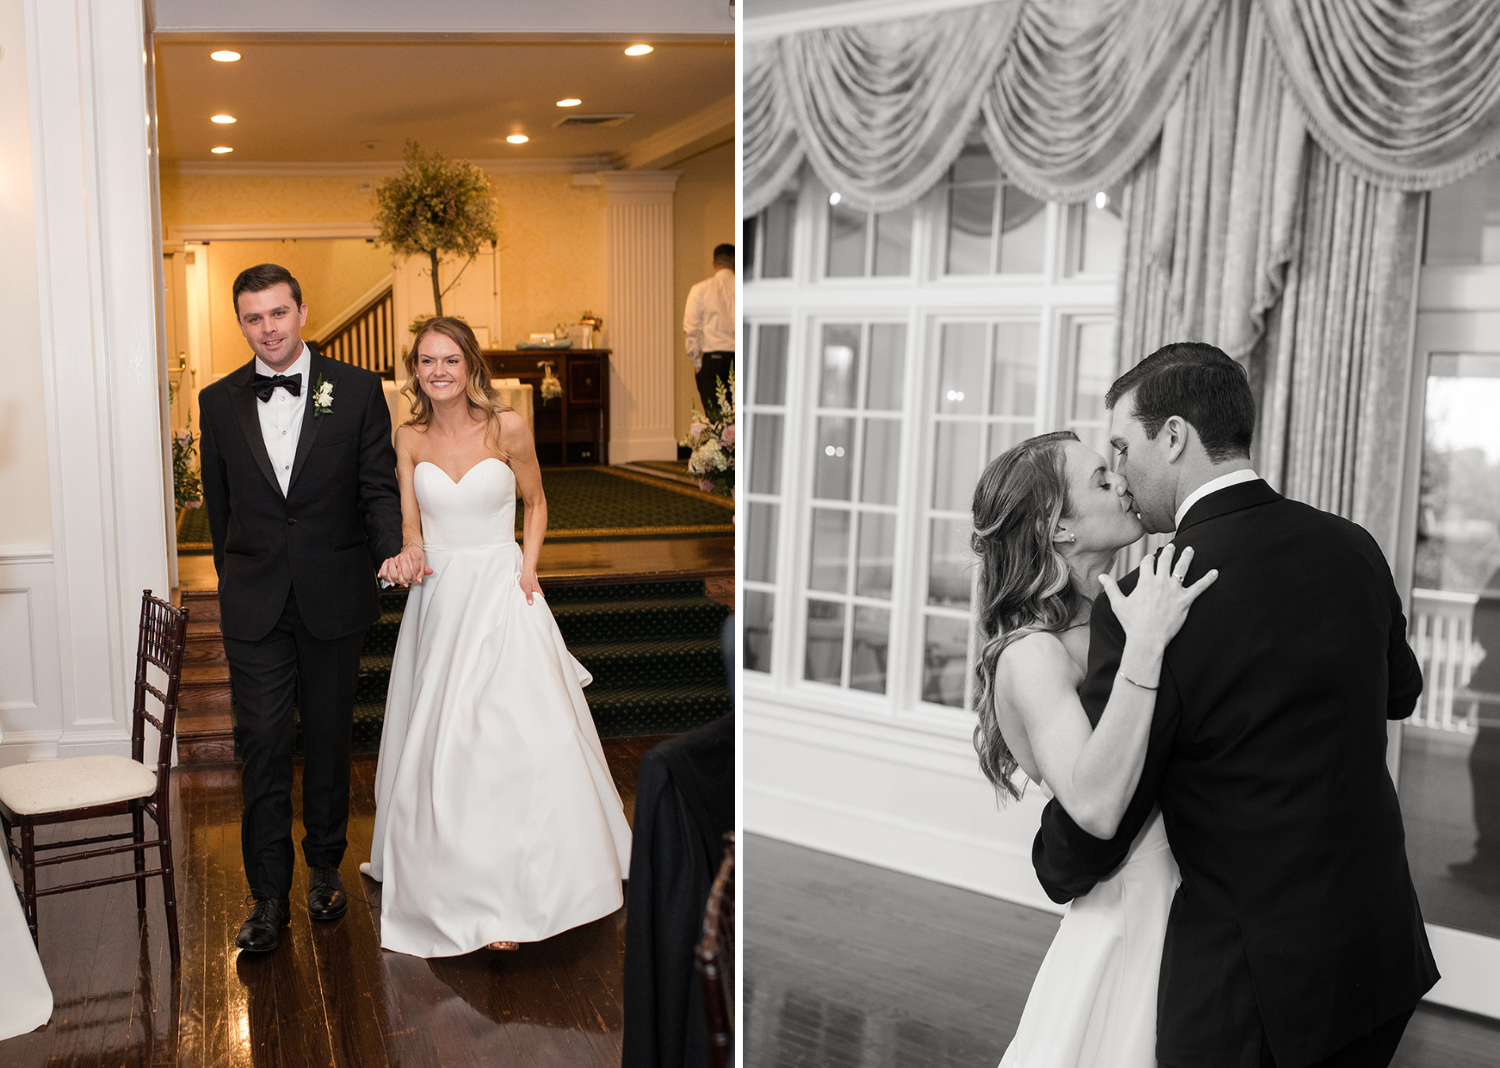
[624,44,654,56]
[506,134,529,144]
[210,50,241,62]
[556,98,582,108]
[211,114,236,124]
[211,146,233,154]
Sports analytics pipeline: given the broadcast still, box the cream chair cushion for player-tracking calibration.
[0,754,157,816]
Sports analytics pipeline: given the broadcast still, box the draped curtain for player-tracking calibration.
[746,0,1500,557]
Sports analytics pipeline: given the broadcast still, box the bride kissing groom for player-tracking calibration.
[974,342,1438,1068]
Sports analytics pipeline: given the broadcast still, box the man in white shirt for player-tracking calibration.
[683,243,735,415]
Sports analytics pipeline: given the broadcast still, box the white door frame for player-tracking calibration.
[1392,265,1500,1020]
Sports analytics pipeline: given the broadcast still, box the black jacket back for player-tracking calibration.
[1033,479,1438,1068]
[197,347,402,642]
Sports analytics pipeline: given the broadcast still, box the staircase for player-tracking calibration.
[175,589,235,763]
[312,278,397,375]
[175,574,733,763]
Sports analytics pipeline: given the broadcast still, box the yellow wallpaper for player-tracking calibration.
[0,0,52,547]
[161,170,609,373]
[672,141,736,439]
[202,239,395,375]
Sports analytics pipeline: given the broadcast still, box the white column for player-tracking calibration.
[23,0,169,757]
[601,171,680,463]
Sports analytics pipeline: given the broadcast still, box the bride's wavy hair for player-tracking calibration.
[402,317,513,453]
[970,430,1087,801]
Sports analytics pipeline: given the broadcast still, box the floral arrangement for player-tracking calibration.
[169,385,203,513]
[538,360,563,403]
[681,369,734,496]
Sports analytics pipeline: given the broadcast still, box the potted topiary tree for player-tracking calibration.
[374,141,498,318]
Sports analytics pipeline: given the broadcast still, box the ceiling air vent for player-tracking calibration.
[553,113,634,129]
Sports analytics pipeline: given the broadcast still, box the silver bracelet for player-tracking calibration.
[1121,673,1158,691]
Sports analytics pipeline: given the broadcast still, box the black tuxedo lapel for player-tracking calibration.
[229,360,283,496]
[287,348,329,492]
[1176,477,1281,534]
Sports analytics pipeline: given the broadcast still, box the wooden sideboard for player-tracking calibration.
[482,349,609,465]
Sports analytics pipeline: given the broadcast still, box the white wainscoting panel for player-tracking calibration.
[0,550,64,765]
[746,695,1064,916]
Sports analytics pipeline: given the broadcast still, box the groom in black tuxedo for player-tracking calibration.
[1033,343,1439,1068]
[198,264,402,952]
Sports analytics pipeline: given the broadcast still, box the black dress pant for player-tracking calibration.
[223,587,365,902]
[694,351,734,416]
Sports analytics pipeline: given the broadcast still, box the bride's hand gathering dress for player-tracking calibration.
[1000,797,1178,1068]
[361,457,632,958]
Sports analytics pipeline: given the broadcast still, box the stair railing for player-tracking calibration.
[313,278,396,375]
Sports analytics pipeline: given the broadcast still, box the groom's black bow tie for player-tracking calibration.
[252,372,302,402]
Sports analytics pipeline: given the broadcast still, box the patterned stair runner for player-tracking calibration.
[343,578,732,752]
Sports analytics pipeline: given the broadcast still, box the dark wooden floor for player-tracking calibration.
[0,738,660,1068]
[744,834,1500,1068]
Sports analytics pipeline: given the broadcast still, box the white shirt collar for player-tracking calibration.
[1175,468,1260,528]
[254,340,310,383]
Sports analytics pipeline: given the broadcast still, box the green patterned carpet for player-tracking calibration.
[178,466,732,553]
[233,579,732,757]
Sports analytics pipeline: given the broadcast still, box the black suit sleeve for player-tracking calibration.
[1385,575,1423,720]
[356,376,402,565]
[1032,576,1180,903]
[198,393,230,579]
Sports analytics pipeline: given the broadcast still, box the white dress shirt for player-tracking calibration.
[255,342,311,497]
[683,267,736,369]
[1175,468,1260,528]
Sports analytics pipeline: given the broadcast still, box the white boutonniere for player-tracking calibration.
[312,375,334,418]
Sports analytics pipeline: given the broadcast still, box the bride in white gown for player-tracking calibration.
[969,432,1216,1068]
[360,317,631,958]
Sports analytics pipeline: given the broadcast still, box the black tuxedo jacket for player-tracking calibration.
[198,346,402,643]
[1033,479,1438,1068]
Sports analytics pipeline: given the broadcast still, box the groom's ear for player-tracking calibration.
[1162,415,1190,464]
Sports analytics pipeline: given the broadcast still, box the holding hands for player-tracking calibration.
[379,543,433,587]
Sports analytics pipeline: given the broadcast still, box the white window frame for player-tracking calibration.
[744,168,1121,737]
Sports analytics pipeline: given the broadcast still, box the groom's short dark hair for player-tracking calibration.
[1105,342,1255,462]
[233,263,303,315]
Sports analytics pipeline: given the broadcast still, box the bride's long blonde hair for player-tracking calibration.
[402,317,512,455]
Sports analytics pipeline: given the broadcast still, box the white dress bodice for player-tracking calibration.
[414,457,517,551]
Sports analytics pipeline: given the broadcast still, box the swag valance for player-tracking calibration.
[744,0,1500,216]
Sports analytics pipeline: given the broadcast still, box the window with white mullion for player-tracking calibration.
[919,317,1044,710]
[943,140,1048,278]
[799,321,907,696]
[744,321,792,675]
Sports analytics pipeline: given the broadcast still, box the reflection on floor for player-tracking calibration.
[1399,725,1500,940]
[0,739,660,1068]
[745,834,1500,1068]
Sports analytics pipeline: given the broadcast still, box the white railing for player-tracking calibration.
[1408,588,1487,733]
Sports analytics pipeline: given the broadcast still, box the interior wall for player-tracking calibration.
[0,0,53,549]
[671,140,735,439]
[201,239,394,375]
[161,169,610,371]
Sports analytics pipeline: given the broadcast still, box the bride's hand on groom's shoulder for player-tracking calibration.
[1100,543,1218,649]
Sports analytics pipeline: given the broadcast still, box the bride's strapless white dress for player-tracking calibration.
[1000,805,1180,1068]
[360,457,632,958]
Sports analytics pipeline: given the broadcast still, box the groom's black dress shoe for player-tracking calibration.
[236,896,290,953]
[308,866,348,921]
